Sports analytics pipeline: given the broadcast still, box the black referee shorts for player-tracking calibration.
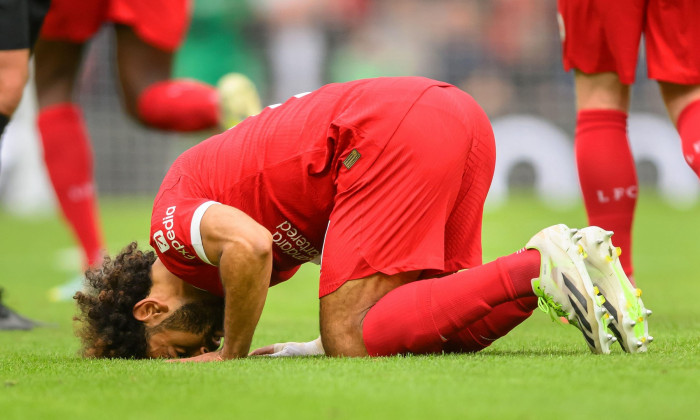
[0,0,51,50]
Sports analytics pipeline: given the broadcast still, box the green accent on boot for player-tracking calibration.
[532,279,569,323]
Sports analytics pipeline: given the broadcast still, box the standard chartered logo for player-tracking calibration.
[272,220,320,261]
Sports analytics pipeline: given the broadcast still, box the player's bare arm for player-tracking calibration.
[177,204,273,362]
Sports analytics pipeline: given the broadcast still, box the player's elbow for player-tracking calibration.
[247,228,273,262]
[225,227,273,264]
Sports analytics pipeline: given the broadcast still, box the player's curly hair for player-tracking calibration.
[74,242,155,359]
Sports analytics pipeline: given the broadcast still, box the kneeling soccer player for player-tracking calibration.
[73,77,652,360]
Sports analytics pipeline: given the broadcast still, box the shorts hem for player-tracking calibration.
[39,31,94,44]
[648,71,700,86]
[563,60,635,85]
[318,259,445,298]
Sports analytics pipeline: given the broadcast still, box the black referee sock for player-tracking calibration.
[0,112,9,172]
[0,112,8,138]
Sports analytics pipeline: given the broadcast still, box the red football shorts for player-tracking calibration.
[40,0,191,52]
[319,85,496,297]
[558,0,700,84]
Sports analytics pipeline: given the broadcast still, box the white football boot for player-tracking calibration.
[217,73,262,129]
[577,226,652,353]
[526,224,615,354]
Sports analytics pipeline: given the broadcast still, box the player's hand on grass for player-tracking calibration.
[168,350,225,363]
[249,336,325,357]
[248,344,276,356]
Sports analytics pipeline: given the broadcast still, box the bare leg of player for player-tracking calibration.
[320,271,420,357]
[0,49,30,118]
[114,25,220,132]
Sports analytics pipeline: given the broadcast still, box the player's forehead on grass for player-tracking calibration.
[73,242,223,359]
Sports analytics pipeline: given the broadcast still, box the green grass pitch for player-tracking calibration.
[1,193,698,419]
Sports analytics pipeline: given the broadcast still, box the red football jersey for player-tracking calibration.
[150,77,451,296]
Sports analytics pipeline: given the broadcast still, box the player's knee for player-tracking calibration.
[574,71,630,111]
[321,314,368,357]
[320,304,368,357]
[0,71,29,116]
[321,330,367,357]
[659,82,700,125]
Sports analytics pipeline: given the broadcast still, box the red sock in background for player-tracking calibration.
[38,104,104,267]
[677,99,700,178]
[362,250,541,356]
[137,79,219,132]
[575,110,636,276]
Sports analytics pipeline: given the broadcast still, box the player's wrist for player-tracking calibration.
[305,336,324,355]
[220,342,250,359]
[270,336,324,356]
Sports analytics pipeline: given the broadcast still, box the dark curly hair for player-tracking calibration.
[74,242,155,359]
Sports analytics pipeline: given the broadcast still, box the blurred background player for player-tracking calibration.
[558,0,700,281]
[33,0,261,299]
[0,0,51,330]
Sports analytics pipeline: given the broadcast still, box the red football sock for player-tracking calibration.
[362,250,541,356]
[575,109,636,276]
[137,79,219,132]
[678,99,700,178]
[443,296,538,353]
[38,103,104,267]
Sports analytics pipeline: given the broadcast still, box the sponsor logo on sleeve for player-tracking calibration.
[152,206,196,260]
